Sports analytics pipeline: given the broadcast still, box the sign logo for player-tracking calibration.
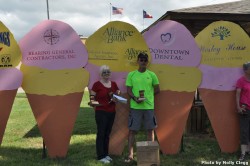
[0,32,10,47]
[0,55,12,67]
[211,26,231,40]
[103,27,134,43]
[161,33,174,45]
[43,29,60,45]
[125,48,147,60]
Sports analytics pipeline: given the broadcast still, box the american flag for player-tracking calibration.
[143,10,153,18]
[112,6,123,15]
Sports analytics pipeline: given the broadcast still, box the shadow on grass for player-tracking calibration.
[0,141,135,166]
[0,136,242,166]
[24,107,97,138]
[0,142,102,166]
[0,133,242,166]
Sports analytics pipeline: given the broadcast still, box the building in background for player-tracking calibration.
[142,0,250,36]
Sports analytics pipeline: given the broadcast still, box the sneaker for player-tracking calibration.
[105,156,112,161]
[99,158,110,164]
[239,153,246,161]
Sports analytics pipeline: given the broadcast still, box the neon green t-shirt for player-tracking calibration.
[126,69,159,110]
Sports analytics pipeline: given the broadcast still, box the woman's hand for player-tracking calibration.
[88,101,94,107]
[111,97,118,103]
[115,90,121,95]
[110,90,121,103]
[237,106,246,114]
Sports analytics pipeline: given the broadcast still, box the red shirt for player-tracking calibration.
[92,81,119,113]
[236,76,250,109]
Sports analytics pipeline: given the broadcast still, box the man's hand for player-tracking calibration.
[133,97,144,103]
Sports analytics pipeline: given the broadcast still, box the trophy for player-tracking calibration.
[138,90,146,101]
[89,95,100,106]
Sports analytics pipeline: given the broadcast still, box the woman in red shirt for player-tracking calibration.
[90,65,119,164]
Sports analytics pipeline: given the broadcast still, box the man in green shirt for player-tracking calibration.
[125,52,160,162]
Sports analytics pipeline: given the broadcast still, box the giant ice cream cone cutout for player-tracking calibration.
[85,21,151,155]
[0,22,22,145]
[144,20,202,154]
[19,20,89,157]
[196,21,250,152]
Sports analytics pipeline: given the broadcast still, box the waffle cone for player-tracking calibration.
[109,94,130,155]
[199,88,239,153]
[26,92,83,158]
[154,90,194,154]
[0,90,17,145]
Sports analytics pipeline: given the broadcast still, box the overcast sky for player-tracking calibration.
[0,0,240,41]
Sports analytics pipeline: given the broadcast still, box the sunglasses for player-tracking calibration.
[102,71,111,74]
[139,59,148,62]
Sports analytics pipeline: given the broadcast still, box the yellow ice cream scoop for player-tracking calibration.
[195,21,250,68]
[21,64,89,96]
[86,21,151,72]
[149,64,202,92]
[0,22,21,68]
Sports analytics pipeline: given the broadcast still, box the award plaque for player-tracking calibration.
[138,90,146,101]
[89,95,101,106]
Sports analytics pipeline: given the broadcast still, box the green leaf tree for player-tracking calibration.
[211,26,230,40]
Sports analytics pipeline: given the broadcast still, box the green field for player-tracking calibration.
[0,93,247,166]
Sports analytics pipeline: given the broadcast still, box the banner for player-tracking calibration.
[144,20,202,154]
[85,21,150,155]
[196,21,250,152]
[0,21,22,145]
[19,19,89,157]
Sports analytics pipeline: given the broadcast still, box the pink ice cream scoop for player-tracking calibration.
[199,64,243,91]
[143,20,201,67]
[0,68,22,90]
[20,20,88,70]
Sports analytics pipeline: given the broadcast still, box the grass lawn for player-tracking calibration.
[0,93,248,165]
